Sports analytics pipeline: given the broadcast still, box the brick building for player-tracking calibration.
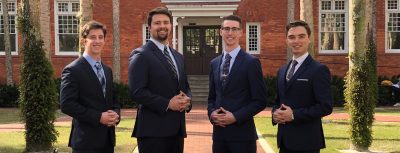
[1,0,400,84]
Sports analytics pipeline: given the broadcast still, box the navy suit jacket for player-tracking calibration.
[128,41,191,138]
[60,57,120,149]
[273,55,333,151]
[208,49,267,141]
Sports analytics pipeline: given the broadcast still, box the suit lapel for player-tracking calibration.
[147,41,177,81]
[78,57,104,97]
[285,55,313,91]
[223,50,245,91]
[213,55,223,91]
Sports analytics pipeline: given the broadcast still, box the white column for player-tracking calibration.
[172,16,178,50]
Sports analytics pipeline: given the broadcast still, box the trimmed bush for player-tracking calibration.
[114,82,136,108]
[0,84,19,107]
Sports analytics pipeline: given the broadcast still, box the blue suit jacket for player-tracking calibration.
[208,49,267,141]
[273,55,333,151]
[128,41,191,138]
[60,57,120,149]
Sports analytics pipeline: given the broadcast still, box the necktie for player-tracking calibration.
[95,62,106,97]
[286,60,298,81]
[163,46,178,80]
[221,54,231,87]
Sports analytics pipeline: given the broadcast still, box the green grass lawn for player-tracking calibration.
[0,108,67,124]
[255,117,400,153]
[0,118,137,153]
[333,107,400,116]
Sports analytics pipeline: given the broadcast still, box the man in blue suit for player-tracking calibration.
[208,15,267,153]
[128,7,191,153]
[272,20,333,153]
[60,21,120,153]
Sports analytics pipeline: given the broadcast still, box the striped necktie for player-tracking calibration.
[286,60,298,81]
[163,46,178,80]
[95,62,106,97]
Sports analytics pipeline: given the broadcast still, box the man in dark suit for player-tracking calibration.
[272,20,333,153]
[207,15,267,153]
[128,7,191,153]
[60,21,120,153]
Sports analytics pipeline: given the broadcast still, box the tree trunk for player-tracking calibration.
[39,0,51,60]
[77,0,93,55]
[2,0,13,85]
[345,0,377,151]
[286,0,294,61]
[300,0,314,56]
[112,0,120,82]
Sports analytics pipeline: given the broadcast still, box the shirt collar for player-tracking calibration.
[223,46,241,60]
[150,37,169,52]
[83,52,101,67]
[292,52,309,66]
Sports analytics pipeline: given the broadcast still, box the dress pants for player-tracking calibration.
[279,143,320,153]
[212,140,256,153]
[137,136,184,153]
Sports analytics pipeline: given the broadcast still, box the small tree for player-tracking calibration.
[17,0,58,152]
[344,0,377,151]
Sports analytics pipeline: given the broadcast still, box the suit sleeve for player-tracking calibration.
[60,67,101,126]
[207,62,217,121]
[292,65,333,123]
[232,58,267,124]
[128,51,170,115]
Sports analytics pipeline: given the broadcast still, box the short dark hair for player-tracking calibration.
[147,7,173,27]
[81,20,107,39]
[222,15,242,27]
[285,20,311,37]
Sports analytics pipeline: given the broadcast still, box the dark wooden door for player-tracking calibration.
[183,26,222,75]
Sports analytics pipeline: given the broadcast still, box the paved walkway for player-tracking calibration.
[1,106,399,153]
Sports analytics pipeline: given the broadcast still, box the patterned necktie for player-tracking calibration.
[286,60,298,81]
[95,62,106,97]
[163,46,178,80]
[221,53,232,87]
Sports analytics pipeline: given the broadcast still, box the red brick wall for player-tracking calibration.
[1,0,400,85]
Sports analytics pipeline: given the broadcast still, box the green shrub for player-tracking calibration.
[0,84,19,107]
[114,82,136,108]
[331,76,345,107]
[264,76,277,107]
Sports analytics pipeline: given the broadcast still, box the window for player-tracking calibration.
[386,0,400,53]
[142,24,150,45]
[319,0,348,54]
[0,1,17,55]
[55,0,80,55]
[246,22,260,54]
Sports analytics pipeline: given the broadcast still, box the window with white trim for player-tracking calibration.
[246,22,260,54]
[142,24,150,45]
[386,0,400,53]
[319,0,348,54]
[55,0,80,55]
[0,1,17,55]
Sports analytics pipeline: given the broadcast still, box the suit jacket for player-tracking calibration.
[128,41,191,138]
[273,55,333,151]
[60,57,120,149]
[207,49,267,141]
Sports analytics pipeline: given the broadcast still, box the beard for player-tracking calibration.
[153,28,169,42]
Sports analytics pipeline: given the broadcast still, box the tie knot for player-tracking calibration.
[292,60,298,66]
[225,54,231,60]
[95,62,102,70]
